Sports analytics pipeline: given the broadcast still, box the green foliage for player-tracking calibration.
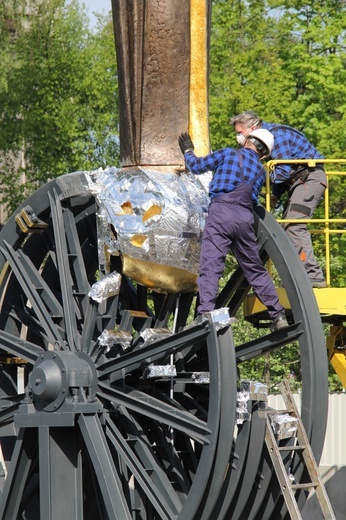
[210,0,296,149]
[0,0,119,214]
[210,0,346,152]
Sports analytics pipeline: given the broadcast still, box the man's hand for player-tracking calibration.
[178,132,194,155]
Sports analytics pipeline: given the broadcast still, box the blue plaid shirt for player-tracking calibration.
[261,121,324,182]
[184,147,265,203]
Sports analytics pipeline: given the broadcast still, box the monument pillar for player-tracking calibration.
[111,0,211,167]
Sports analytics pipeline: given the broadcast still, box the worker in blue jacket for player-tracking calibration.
[178,129,288,332]
[230,110,327,288]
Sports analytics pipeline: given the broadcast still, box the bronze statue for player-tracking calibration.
[87,1,212,294]
[111,0,211,166]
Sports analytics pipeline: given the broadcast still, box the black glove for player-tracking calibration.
[178,132,194,155]
[271,181,289,199]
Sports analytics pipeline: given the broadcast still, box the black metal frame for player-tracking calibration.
[0,172,329,519]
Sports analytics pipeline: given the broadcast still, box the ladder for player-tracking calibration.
[265,380,336,520]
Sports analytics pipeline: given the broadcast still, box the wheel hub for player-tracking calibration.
[28,350,98,412]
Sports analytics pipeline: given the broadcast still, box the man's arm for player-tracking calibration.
[178,132,218,174]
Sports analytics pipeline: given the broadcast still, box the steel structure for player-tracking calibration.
[0,171,329,519]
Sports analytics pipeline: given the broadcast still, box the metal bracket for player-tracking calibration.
[15,205,48,233]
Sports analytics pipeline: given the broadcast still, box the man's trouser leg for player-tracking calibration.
[284,170,326,281]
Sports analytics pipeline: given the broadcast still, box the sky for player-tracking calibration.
[79,0,112,29]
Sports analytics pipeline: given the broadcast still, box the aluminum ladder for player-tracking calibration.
[265,380,336,520]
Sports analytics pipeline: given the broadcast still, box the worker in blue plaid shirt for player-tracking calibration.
[178,129,288,332]
[230,110,326,288]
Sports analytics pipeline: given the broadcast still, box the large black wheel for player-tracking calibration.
[0,172,239,520]
[0,172,328,519]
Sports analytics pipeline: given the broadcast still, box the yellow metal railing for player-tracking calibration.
[264,159,346,287]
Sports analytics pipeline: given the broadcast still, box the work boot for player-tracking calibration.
[310,279,327,288]
[271,312,289,332]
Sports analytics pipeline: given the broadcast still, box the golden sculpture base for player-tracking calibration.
[122,254,198,294]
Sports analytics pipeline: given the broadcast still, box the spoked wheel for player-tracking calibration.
[0,172,328,520]
[0,172,238,520]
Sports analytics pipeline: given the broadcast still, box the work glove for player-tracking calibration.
[178,132,194,155]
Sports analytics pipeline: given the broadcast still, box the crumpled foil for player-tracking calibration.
[270,413,299,440]
[98,329,132,351]
[140,328,173,345]
[236,380,268,424]
[85,167,209,277]
[192,308,237,331]
[239,380,268,401]
[236,391,251,424]
[88,271,122,303]
[191,372,210,384]
[142,365,177,378]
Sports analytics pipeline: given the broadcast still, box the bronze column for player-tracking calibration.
[111,0,211,168]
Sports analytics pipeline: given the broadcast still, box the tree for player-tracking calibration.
[0,0,119,214]
[209,0,295,149]
[209,0,346,150]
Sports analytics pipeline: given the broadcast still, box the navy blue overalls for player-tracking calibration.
[197,153,285,319]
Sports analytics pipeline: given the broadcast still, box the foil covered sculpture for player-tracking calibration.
[86,167,209,294]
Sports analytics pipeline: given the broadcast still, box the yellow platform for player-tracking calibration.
[244,287,346,322]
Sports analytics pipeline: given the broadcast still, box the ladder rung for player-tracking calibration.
[267,408,292,415]
[291,482,318,490]
[278,445,306,451]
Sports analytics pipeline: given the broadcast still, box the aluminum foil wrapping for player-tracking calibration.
[239,380,268,402]
[85,167,209,293]
[191,372,210,384]
[140,328,173,346]
[88,271,122,303]
[186,308,237,331]
[98,329,132,351]
[236,380,268,424]
[236,387,251,425]
[270,413,299,440]
[142,365,177,379]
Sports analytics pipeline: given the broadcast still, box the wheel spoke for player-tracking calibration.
[78,413,132,520]
[0,396,22,426]
[49,192,80,351]
[236,322,303,362]
[96,324,209,378]
[0,330,43,363]
[105,415,180,519]
[0,242,65,348]
[61,195,91,298]
[97,383,211,443]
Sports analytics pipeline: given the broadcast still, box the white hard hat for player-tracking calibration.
[247,128,274,156]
